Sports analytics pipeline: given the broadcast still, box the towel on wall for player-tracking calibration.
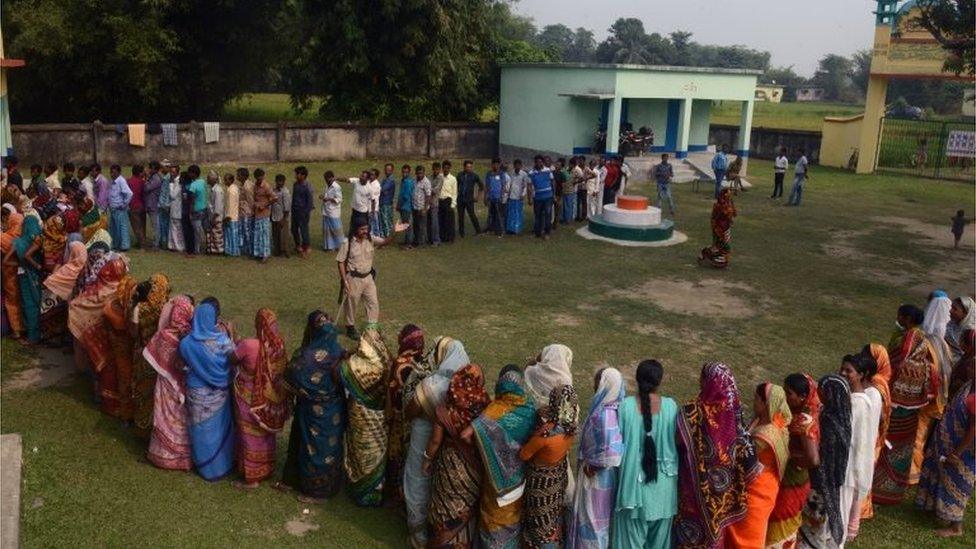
[162,123,178,146]
[203,121,220,143]
[128,123,146,147]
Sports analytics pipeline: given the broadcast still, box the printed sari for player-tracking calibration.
[727,383,792,548]
[180,300,236,481]
[41,214,66,272]
[341,328,393,506]
[281,311,347,498]
[145,295,195,470]
[674,362,759,549]
[767,374,821,548]
[699,189,736,269]
[1,207,24,334]
[132,274,170,436]
[234,308,291,484]
[915,381,975,523]
[103,276,137,421]
[385,324,424,505]
[568,368,625,549]
[428,364,491,548]
[472,367,537,549]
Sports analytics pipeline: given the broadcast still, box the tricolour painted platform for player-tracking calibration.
[587,214,674,242]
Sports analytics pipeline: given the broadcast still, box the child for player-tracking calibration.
[951,210,973,249]
[320,171,344,251]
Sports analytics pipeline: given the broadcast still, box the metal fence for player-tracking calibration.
[876,118,975,181]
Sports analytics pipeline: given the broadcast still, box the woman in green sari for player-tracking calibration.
[341,327,393,506]
[7,215,43,343]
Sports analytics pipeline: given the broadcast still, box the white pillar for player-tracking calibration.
[737,100,754,174]
[605,95,622,154]
[676,98,692,159]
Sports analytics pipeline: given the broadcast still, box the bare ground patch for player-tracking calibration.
[284,511,321,537]
[608,278,760,319]
[873,215,975,250]
[3,348,77,391]
[548,312,583,327]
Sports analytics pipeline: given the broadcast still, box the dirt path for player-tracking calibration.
[3,347,77,391]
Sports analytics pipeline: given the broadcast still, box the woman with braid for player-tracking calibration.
[612,360,679,547]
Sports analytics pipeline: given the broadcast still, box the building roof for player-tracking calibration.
[499,62,763,76]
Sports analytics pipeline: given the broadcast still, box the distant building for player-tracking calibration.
[795,87,825,102]
[755,85,784,103]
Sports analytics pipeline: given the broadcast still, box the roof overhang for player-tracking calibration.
[557,92,615,100]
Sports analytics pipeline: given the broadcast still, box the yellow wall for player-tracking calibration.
[821,114,863,168]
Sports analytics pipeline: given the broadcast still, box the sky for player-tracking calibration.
[513,0,879,76]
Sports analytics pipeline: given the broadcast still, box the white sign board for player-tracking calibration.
[946,131,975,158]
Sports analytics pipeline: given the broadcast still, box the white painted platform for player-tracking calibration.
[576,226,687,247]
[602,204,661,226]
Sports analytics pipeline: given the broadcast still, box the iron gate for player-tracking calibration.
[876,117,975,181]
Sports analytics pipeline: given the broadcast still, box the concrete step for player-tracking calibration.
[1,434,22,549]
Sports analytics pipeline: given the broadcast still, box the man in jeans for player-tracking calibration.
[484,158,506,236]
[410,165,431,248]
[653,153,676,216]
[144,161,163,250]
[787,147,810,207]
[771,147,788,199]
[711,144,729,199]
[187,165,208,255]
[456,159,483,237]
[528,155,555,239]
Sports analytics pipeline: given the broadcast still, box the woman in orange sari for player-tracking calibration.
[699,189,737,269]
[1,204,25,340]
[859,343,891,521]
[233,308,292,488]
[727,383,792,548]
[41,213,67,272]
[103,275,138,422]
[129,274,170,437]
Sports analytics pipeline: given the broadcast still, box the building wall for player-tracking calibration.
[11,122,498,165]
[709,124,822,162]
[820,116,863,168]
[689,100,712,148]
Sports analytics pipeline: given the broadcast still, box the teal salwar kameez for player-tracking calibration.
[612,396,679,548]
[13,216,43,343]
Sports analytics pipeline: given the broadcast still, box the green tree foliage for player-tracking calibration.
[4,0,281,123]
[912,0,975,75]
[812,54,858,102]
[594,21,768,70]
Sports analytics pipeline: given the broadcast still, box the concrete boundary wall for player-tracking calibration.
[708,124,822,163]
[11,121,498,165]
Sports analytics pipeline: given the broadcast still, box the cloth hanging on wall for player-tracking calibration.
[128,124,146,147]
[203,122,220,143]
[161,124,178,146]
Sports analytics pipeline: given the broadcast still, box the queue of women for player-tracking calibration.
[2,176,975,547]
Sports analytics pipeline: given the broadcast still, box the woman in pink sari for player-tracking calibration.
[233,308,291,488]
[144,294,195,470]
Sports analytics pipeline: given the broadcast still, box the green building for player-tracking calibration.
[498,62,761,160]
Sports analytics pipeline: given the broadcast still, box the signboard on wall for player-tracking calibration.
[946,131,975,158]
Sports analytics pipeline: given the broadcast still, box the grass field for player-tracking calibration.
[710,101,864,131]
[2,159,975,547]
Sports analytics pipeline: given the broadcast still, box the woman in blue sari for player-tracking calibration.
[179,297,236,481]
[8,215,43,343]
[278,310,348,501]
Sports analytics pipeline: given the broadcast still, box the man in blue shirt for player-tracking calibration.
[379,163,396,237]
[397,164,415,245]
[711,144,729,199]
[108,164,133,251]
[527,155,555,239]
[456,160,483,237]
[187,165,207,255]
[484,158,506,237]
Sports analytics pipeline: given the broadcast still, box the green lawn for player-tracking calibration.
[222,93,499,123]
[2,160,975,546]
[711,101,865,131]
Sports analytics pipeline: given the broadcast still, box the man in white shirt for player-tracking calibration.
[349,171,373,233]
[772,146,788,199]
[410,165,432,248]
[787,147,810,207]
[366,170,382,235]
[224,173,241,256]
[619,159,632,195]
[505,159,529,235]
[79,165,95,202]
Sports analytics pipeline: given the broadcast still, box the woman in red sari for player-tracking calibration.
[103,275,138,422]
[144,294,195,470]
[233,308,292,488]
[385,323,425,505]
[699,189,737,269]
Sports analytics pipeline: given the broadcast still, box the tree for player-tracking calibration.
[851,49,873,97]
[812,54,858,102]
[912,0,975,75]
[564,28,596,62]
[596,18,654,64]
[535,24,575,59]
[669,31,693,54]
[4,0,281,123]
[284,0,495,121]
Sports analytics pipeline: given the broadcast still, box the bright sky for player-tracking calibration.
[514,0,879,76]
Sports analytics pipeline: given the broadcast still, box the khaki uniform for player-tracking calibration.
[337,235,382,327]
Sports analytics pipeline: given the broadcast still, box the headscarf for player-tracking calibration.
[674,362,758,549]
[789,373,821,442]
[18,194,38,222]
[179,300,235,389]
[391,324,425,390]
[524,343,573,408]
[249,308,291,432]
[43,241,88,300]
[142,295,195,399]
[0,206,23,254]
[472,366,537,495]
[538,384,579,437]
[438,363,490,436]
[106,275,137,331]
[922,292,951,339]
[811,374,852,546]
[137,274,170,341]
[80,242,111,288]
[415,338,470,419]
[579,367,625,468]
[41,214,67,264]
[63,207,81,234]
[85,227,111,249]
[751,383,793,479]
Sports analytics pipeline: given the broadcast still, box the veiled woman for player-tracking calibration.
[471,364,537,548]
[38,240,87,345]
[946,296,976,398]
[674,362,759,549]
[144,294,195,470]
[766,374,821,548]
[519,384,579,549]
[426,364,491,548]
[1,203,25,341]
[385,324,425,505]
[524,344,573,410]
[103,275,138,422]
[797,375,852,549]
[233,308,292,488]
[403,336,466,547]
[278,311,348,501]
[726,383,793,548]
[568,367,625,549]
[341,327,393,506]
[699,188,737,269]
[67,245,128,413]
[179,297,237,481]
[130,274,170,436]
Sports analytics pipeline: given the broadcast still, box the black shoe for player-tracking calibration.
[345,326,361,340]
